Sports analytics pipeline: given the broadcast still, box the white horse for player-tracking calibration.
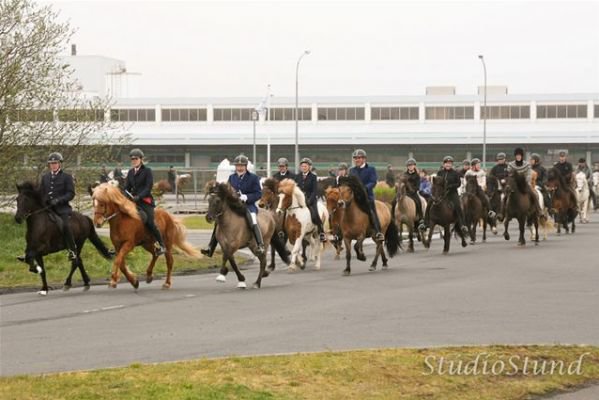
[276,179,329,271]
[575,171,590,223]
[593,171,599,210]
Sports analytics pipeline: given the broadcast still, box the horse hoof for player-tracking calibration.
[261,270,270,278]
[470,241,475,245]
[288,266,297,273]
[38,290,48,296]
[132,280,139,290]
[407,248,414,253]
[252,283,261,289]
[369,265,376,272]
[109,282,117,289]
[343,270,351,276]
[146,276,153,284]
[382,264,389,270]
[462,242,468,248]
[162,283,171,289]
[518,242,525,247]
[504,233,510,241]
[300,263,306,270]
[534,241,539,246]
[313,265,321,271]
[357,255,366,262]
[83,285,90,292]
[63,285,71,292]
[216,274,227,283]
[334,255,340,260]
[237,282,247,289]
[442,251,448,255]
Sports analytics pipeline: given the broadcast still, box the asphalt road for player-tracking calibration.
[1,220,598,378]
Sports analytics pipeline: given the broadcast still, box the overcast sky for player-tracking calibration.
[46,0,599,98]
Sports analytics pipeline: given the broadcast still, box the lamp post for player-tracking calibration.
[252,110,258,166]
[295,50,311,174]
[478,54,487,168]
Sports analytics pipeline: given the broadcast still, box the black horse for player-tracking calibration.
[423,176,468,254]
[15,181,113,295]
[485,176,503,235]
[501,173,540,246]
[461,175,488,244]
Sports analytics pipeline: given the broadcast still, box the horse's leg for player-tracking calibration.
[503,217,511,241]
[424,223,435,249]
[145,254,158,284]
[408,225,414,253]
[37,256,49,296]
[369,241,381,271]
[518,217,526,246]
[216,253,229,283]
[288,238,303,272]
[300,239,308,270]
[354,240,366,261]
[482,216,487,243]
[77,256,91,291]
[343,237,352,276]
[163,250,174,289]
[442,225,450,254]
[227,254,247,289]
[313,238,323,270]
[253,252,268,289]
[63,258,78,291]
[534,218,539,245]
[571,214,576,233]
[380,242,389,269]
[267,245,276,271]
[112,242,138,289]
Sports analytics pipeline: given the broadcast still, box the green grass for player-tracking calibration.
[181,214,215,230]
[1,346,598,399]
[0,213,238,289]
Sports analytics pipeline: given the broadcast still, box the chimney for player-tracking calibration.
[71,44,77,56]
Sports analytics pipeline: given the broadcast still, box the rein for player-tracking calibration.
[94,210,119,227]
[22,205,52,221]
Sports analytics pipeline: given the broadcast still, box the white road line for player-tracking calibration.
[83,305,124,313]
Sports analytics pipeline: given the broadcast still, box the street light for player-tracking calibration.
[295,49,311,174]
[478,54,487,168]
[252,84,272,171]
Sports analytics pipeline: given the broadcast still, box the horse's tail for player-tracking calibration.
[271,232,290,265]
[86,218,113,260]
[171,217,201,258]
[384,219,400,258]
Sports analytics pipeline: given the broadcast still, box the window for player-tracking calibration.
[268,108,311,121]
[11,110,54,122]
[317,107,365,120]
[425,106,474,120]
[480,105,530,119]
[213,108,254,121]
[371,107,419,120]
[536,104,587,119]
[57,109,104,122]
[595,104,599,118]
[110,108,155,122]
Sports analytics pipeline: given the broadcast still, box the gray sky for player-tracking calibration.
[47,0,599,97]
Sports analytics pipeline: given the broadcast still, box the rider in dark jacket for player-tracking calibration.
[554,151,574,184]
[273,157,296,182]
[489,152,509,188]
[296,158,326,242]
[125,148,165,256]
[349,149,384,242]
[402,158,425,229]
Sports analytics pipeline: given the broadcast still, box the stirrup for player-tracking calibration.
[460,225,469,235]
[67,250,77,261]
[374,232,385,242]
[255,245,265,256]
[418,222,427,231]
[154,242,165,256]
[17,254,26,263]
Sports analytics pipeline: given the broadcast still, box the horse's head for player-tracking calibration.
[259,178,278,209]
[15,181,43,224]
[91,183,139,228]
[486,176,498,195]
[431,176,446,204]
[397,175,410,196]
[465,175,478,195]
[324,187,340,214]
[276,179,295,213]
[507,172,528,194]
[546,168,562,191]
[575,171,587,191]
[205,183,228,223]
[338,184,354,209]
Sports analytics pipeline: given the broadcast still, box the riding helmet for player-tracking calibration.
[277,157,289,166]
[471,158,481,165]
[233,154,249,166]
[300,157,313,166]
[352,149,367,158]
[558,150,567,157]
[338,162,349,170]
[531,153,541,163]
[129,148,145,159]
[514,147,524,157]
[462,159,471,166]
[406,158,417,166]
[443,155,454,163]
[496,152,506,160]
[47,152,63,163]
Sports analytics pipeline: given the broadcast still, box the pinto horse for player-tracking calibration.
[393,175,426,252]
[257,178,291,271]
[92,183,200,289]
[15,181,114,295]
[460,175,488,244]
[546,167,577,234]
[335,176,400,276]
[502,173,540,246]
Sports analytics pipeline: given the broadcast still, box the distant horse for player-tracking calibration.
[92,183,200,289]
[153,174,192,203]
[575,171,590,223]
[546,167,578,235]
[257,178,291,271]
[393,175,426,252]
[206,183,284,288]
[335,176,400,276]
[423,176,468,253]
[276,179,329,271]
[15,181,113,295]
[461,175,488,244]
[502,173,540,246]
[485,176,503,235]
[175,174,191,203]
[324,187,345,260]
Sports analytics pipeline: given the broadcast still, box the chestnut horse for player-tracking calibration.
[92,183,200,289]
[335,176,400,276]
[546,167,577,235]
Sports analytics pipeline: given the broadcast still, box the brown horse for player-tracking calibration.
[546,167,577,235]
[461,175,488,244]
[324,187,345,260]
[335,176,400,276]
[206,183,284,288]
[423,176,468,253]
[92,183,200,289]
[258,178,291,271]
[501,172,540,246]
[393,176,425,252]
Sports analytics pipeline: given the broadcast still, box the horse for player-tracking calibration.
[257,178,291,271]
[485,176,503,235]
[460,175,488,244]
[393,175,426,252]
[206,182,284,288]
[546,167,578,235]
[324,187,345,260]
[14,181,114,295]
[92,183,200,289]
[529,170,553,241]
[203,179,217,200]
[422,176,468,253]
[502,172,540,246]
[575,171,590,223]
[335,175,400,276]
[276,179,329,271]
[175,174,191,203]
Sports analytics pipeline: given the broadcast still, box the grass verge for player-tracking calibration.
[0,346,598,399]
[181,214,214,230]
[0,213,239,289]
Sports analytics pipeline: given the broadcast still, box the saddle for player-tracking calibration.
[48,211,65,233]
[136,207,149,224]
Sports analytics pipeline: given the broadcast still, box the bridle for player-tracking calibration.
[21,205,52,221]
[93,201,119,227]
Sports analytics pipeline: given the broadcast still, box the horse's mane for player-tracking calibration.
[317,177,337,198]
[465,175,479,194]
[547,167,568,188]
[262,178,278,193]
[486,175,498,193]
[92,183,141,220]
[338,175,371,215]
[278,178,306,207]
[213,182,247,216]
[510,172,529,193]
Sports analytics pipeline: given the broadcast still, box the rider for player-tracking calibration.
[457,159,471,194]
[125,148,166,256]
[202,155,266,256]
[529,153,551,210]
[349,149,384,242]
[422,156,469,236]
[296,157,326,242]
[464,158,496,220]
[168,165,177,194]
[554,151,574,185]
[419,170,432,199]
[402,158,425,230]
[498,147,538,221]
[99,164,110,183]
[335,162,349,186]
[385,164,396,187]
[273,157,296,182]
[488,152,509,189]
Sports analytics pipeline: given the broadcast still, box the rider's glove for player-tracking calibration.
[239,194,248,202]
[49,198,59,206]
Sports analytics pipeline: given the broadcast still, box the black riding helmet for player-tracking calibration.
[47,152,63,163]
[129,148,144,159]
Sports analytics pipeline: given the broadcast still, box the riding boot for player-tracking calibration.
[61,215,77,261]
[451,195,469,236]
[201,226,218,257]
[148,223,166,256]
[479,192,496,219]
[410,193,425,228]
[369,201,384,242]
[310,203,326,242]
[421,201,433,231]
[245,211,265,255]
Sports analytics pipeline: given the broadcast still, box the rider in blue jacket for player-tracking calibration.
[349,149,384,242]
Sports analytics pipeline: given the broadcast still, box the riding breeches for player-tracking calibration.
[407,192,424,221]
[368,200,382,233]
[447,192,467,228]
[138,203,164,246]
[308,202,324,233]
[245,210,265,249]
[59,213,77,253]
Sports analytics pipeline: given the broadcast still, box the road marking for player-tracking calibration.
[83,305,124,313]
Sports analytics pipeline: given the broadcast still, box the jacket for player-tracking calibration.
[295,171,318,206]
[508,160,532,184]
[402,170,420,194]
[350,163,378,201]
[40,169,75,215]
[436,168,461,194]
[554,161,573,181]
[273,170,297,182]
[532,164,547,187]
[125,164,155,207]
[228,171,262,213]
[489,163,509,182]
